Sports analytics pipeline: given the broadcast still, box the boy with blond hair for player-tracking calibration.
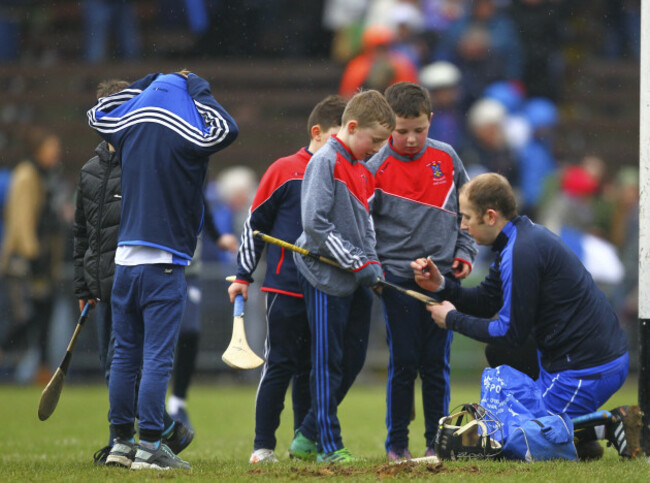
[289,90,395,463]
[367,81,477,460]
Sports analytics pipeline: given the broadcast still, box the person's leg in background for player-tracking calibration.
[82,0,111,63]
[92,300,116,464]
[114,0,141,61]
[0,275,33,371]
[168,275,201,429]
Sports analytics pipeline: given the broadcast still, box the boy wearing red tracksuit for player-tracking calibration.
[366,82,477,460]
[228,95,347,464]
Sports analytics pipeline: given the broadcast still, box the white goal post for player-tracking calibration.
[639,0,649,454]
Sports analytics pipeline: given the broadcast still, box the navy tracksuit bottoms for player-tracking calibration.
[297,271,372,454]
[382,270,452,451]
[254,292,311,450]
[109,264,186,442]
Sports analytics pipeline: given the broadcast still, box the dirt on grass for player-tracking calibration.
[248,461,531,479]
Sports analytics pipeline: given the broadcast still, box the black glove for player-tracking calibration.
[353,263,384,287]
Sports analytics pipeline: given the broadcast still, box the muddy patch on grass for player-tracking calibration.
[246,461,528,479]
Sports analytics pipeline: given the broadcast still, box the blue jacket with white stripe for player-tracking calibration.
[442,216,628,373]
[87,73,238,262]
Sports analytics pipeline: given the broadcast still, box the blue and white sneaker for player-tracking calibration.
[130,443,191,470]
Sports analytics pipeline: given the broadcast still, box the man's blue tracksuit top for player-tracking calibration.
[442,216,628,374]
[87,73,238,262]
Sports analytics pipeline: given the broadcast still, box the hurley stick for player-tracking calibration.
[252,231,439,306]
[38,303,91,421]
[222,279,264,370]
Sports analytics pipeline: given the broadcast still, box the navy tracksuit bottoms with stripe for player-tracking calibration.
[297,271,372,454]
[254,292,311,450]
[383,270,452,452]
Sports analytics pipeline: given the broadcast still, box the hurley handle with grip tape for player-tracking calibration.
[233,293,245,318]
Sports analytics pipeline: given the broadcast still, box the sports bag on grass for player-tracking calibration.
[502,413,578,462]
[479,365,578,461]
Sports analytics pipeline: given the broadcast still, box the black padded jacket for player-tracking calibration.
[73,141,121,302]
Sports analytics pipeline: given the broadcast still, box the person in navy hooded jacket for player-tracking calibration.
[411,173,635,460]
[87,70,238,470]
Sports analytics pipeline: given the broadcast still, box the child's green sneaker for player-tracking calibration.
[288,430,318,461]
[317,447,357,463]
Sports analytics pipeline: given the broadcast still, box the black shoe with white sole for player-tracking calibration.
[163,421,194,455]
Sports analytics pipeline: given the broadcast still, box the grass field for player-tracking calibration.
[0,379,647,481]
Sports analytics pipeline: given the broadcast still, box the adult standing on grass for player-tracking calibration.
[290,90,395,463]
[87,70,238,470]
[228,95,347,464]
[367,81,477,460]
[0,127,65,384]
[411,172,636,460]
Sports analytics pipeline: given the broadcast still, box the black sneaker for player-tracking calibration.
[170,407,193,430]
[163,421,194,455]
[105,439,138,468]
[130,443,191,470]
[93,445,112,465]
[607,405,643,458]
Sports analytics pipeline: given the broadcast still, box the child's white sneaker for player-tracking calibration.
[249,448,279,463]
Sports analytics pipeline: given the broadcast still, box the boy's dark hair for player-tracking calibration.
[96,79,130,100]
[460,173,518,220]
[342,90,396,130]
[307,95,347,136]
[384,82,432,119]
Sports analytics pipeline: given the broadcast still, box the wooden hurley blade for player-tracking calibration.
[38,369,65,421]
[221,294,264,370]
[37,304,90,421]
[222,316,264,369]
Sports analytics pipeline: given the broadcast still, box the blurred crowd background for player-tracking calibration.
[0,0,641,385]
